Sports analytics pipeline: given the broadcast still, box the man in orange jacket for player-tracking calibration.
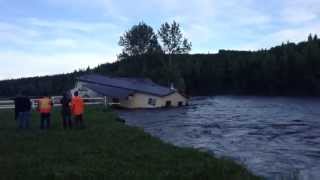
[71,91,85,128]
[38,94,53,129]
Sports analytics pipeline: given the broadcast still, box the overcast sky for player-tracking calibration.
[0,0,319,80]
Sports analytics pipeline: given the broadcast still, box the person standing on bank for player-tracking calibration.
[60,92,72,129]
[71,91,85,128]
[38,94,53,129]
[14,92,32,129]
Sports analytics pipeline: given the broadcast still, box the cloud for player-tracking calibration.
[26,18,119,33]
[235,23,320,51]
[281,9,317,24]
[42,0,272,46]
[0,17,121,79]
[0,21,40,44]
[280,0,320,24]
[1,0,320,79]
[175,0,319,52]
[0,51,115,80]
[46,0,113,9]
[0,18,121,52]
[44,38,78,48]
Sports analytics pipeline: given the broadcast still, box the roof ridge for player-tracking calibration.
[78,74,175,97]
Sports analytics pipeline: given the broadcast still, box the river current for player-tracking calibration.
[117,96,320,180]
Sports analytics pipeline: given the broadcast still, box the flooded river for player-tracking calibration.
[117,96,320,180]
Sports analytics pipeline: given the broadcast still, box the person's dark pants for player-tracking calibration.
[74,114,84,128]
[62,114,72,129]
[40,113,51,129]
[18,111,30,129]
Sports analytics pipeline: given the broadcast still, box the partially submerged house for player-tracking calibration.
[72,74,187,109]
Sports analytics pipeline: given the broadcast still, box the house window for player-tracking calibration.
[148,98,157,106]
[165,101,172,107]
[128,95,133,100]
[178,101,184,106]
[112,98,120,103]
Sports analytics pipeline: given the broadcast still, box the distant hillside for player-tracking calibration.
[0,73,80,98]
[1,36,320,97]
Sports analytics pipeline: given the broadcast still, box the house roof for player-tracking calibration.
[84,83,134,99]
[78,74,176,97]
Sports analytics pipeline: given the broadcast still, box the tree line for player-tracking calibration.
[95,36,320,96]
[0,21,319,98]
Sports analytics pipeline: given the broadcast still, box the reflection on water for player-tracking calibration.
[117,96,320,180]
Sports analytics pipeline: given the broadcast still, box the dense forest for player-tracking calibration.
[95,35,320,96]
[0,72,80,98]
[0,22,319,98]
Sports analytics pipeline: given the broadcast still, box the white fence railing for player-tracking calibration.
[0,96,117,110]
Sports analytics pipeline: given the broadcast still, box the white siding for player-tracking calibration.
[119,92,187,109]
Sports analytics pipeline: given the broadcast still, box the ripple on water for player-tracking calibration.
[118,96,320,180]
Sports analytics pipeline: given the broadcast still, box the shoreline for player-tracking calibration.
[1,106,261,179]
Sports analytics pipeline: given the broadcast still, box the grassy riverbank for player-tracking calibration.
[0,106,260,179]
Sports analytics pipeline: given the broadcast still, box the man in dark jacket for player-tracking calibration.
[14,93,32,129]
[60,92,72,129]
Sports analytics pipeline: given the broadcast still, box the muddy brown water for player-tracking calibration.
[117,96,320,180]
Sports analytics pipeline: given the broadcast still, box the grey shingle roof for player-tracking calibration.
[84,83,134,99]
[78,74,175,97]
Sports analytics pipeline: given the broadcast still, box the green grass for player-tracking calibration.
[0,106,261,180]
